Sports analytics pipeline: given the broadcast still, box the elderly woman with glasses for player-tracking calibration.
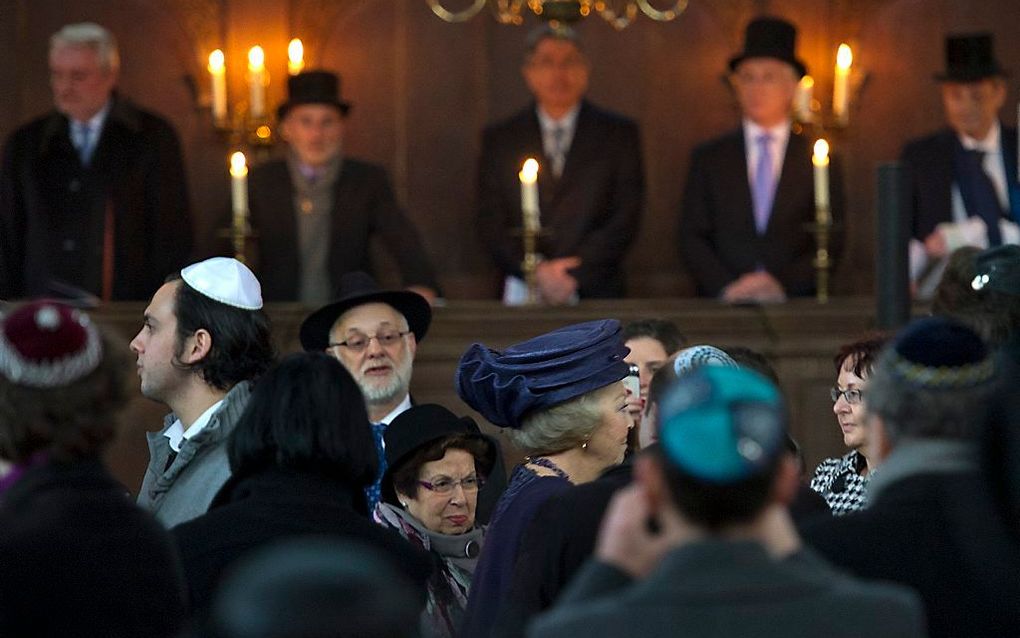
[810,335,889,515]
[375,404,497,638]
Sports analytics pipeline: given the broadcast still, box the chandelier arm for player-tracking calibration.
[427,0,489,23]
[636,0,688,21]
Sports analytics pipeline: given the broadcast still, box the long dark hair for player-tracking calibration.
[228,352,377,487]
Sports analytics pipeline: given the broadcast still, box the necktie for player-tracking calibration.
[364,422,387,513]
[955,148,1004,246]
[76,123,95,165]
[751,133,776,235]
[549,125,567,178]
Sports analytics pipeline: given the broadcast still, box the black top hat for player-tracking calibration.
[277,70,352,120]
[380,404,497,506]
[936,33,1008,82]
[728,16,807,78]
[299,271,431,352]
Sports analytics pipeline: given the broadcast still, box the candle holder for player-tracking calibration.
[522,225,541,305]
[809,213,833,304]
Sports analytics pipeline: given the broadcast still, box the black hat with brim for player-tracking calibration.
[277,70,352,120]
[728,16,807,78]
[299,271,431,352]
[935,33,1008,82]
[380,404,497,506]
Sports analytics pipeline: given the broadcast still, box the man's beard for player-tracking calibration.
[358,352,413,406]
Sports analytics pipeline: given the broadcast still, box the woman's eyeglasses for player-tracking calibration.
[830,387,864,405]
[418,476,484,494]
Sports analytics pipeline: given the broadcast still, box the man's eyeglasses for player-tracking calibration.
[328,330,410,353]
[830,387,864,405]
[418,476,484,494]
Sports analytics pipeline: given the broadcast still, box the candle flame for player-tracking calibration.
[288,39,305,75]
[208,49,225,74]
[230,151,248,177]
[520,158,540,184]
[799,75,814,90]
[248,46,265,72]
[813,139,830,166]
[836,44,853,70]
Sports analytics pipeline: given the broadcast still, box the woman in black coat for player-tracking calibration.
[172,352,431,618]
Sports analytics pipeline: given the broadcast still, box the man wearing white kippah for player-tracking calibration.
[131,257,275,527]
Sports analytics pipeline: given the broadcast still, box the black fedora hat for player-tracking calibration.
[936,33,1008,82]
[380,404,497,506]
[277,70,352,120]
[299,271,431,352]
[728,16,807,78]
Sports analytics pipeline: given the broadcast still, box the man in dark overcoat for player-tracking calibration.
[241,71,439,304]
[0,22,192,301]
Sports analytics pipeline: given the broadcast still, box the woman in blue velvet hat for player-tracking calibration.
[454,319,635,638]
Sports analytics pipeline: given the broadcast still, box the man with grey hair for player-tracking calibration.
[476,24,644,304]
[1,22,192,301]
[802,316,1020,637]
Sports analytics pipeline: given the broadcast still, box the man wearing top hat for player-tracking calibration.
[131,257,275,527]
[901,34,1020,299]
[679,17,845,301]
[239,71,439,305]
[476,25,644,304]
[299,271,505,517]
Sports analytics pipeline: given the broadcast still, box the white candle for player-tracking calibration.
[812,139,831,222]
[519,158,541,232]
[288,38,305,76]
[230,152,249,230]
[833,44,853,124]
[795,75,814,123]
[208,50,227,124]
[248,46,266,119]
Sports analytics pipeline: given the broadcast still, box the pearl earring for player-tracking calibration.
[581,440,589,450]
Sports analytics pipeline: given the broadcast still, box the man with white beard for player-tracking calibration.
[300,272,506,517]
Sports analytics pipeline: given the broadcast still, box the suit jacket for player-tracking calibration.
[477,101,644,298]
[900,125,1020,241]
[245,158,438,302]
[802,470,1020,638]
[0,95,193,300]
[527,542,924,638]
[679,127,845,297]
[0,458,186,638]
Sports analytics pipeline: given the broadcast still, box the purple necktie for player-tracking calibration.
[752,133,776,235]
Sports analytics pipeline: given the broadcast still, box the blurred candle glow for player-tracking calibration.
[795,75,814,122]
[247,46,266,118]
[833,44,853,124]
[519,158,540,232]
[812,139,831,220]
[230,152,249,230]
[208,49,227,123]
[288,38,305,75]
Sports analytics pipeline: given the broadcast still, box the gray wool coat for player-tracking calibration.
[137,381,252,527]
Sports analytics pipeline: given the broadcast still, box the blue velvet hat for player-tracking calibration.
[659,366,786,483]
[455,319,630,428]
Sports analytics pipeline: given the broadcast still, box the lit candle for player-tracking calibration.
[795,75,814,123]
[247,46,266,119]
[230,151,249,230]
[519,158,540,232]
[208,49,227,124]
[288,38,304,76]
[812,139,831,223]
[833,44,853,124]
